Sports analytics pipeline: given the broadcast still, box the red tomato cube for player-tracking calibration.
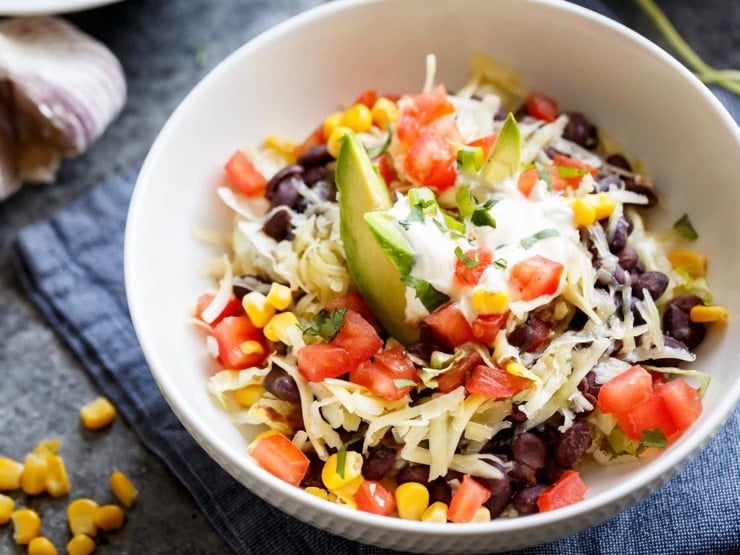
[465,364,533,399]
[296,343,353,382]
[654,378,702,434]
[448,475,491,523]
[423,302,474,350]
[509,255,564,301]
[249,431,310,487]
[536,470,589,512]
[331,310,384,365]
[212,316,268,369]
[598,365,654,415]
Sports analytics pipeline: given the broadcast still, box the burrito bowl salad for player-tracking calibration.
[191,54,728,522]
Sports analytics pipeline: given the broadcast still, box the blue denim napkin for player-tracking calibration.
[10,2,740,554]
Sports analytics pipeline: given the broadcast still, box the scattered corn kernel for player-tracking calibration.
[45,455,71,498]
[263,311,300,344]
[0,493,15,524]
[331,486,359,509]
[67,498,98,537]
[265,282,293,311]
[326,125,352,158]
[668,250,707,278]
[10,508,41,545]
[322,111,343,139]
[340,103,373,133]
[28,536,58,555]
[471,289,509,315]
[31,439,60,458]
[239,340,265,356]
[421,501,448,523]
[20,453,48,496]
[395,481,430,520]
[304,486,330,501]
[242,291,276,328]
[371,97,399,129]
[93,504,125,532]
[569,197,597,228]
[80,397,117,431]
[0,456,25,491]
[110,471,138,508]
[321,451,363,491]
[234,384,265,407]
[66,534,95,555]
[591,192,616,220]
[263,134,296,160]
[471,506,492,522]
[689,305,729,323]
[505,361,539,383]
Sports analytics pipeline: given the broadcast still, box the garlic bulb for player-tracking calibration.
[0,16,127,199]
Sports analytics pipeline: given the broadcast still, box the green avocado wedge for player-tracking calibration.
[335,132,418,344]
[480,112,522,185]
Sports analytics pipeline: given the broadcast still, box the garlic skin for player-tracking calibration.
[0,16,127,199]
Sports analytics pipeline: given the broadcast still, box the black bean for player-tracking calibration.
[617,247,640,271]
[512,433,548,470]
[265,164,303,201]
[663,295,706,350]
[624,181,658,207]
[268,175,303,208]
[510,404,528,424]
[405,340,437,363]
[262,208,292,241]
[263,365,300,403]
[595,173,622,192]
[605,153,633,172]
[296,144,332,168]
[312,179,337,202]
[631,271,669,300]
[562,112,598,149]
[396,464,429,485]
[484,475,512,518]
[609,217,631,253]
[301,454,325,489]
[535,412,565,446]
[508,318,551,352]
[302,165,326,186]
[543,458,567,484]
[428,478,452,505]
[512,484,547,514]
[362,445,397,481]
[554,421,592,468]
[567,309,589,331]
[649,335,691,367]
[578,371,601,399]
[508,461,538,485]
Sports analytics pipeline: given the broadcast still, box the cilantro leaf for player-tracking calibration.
[520,228,560,249]
[494,258,508,270]
[454,246,478,269]
[300,308,347,340]
[335,432,364,479]
[536,164,553,192]
[402,275,450,312]
[640,428,667,448]
[673,213,698,240]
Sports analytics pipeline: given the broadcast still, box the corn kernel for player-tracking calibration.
[239,340,265,356]
[265,282,293,311]
[67,498,98,537]
[421,501,448,523]
[321,451,363,491]
[322,111,343,139]
[110,471,137,508]
[340,103,373,133]
[234,384,265,408]
[592,192,616,220]
[668,250,707,278]
[689,305,729,324]
[395,481,430,520]
[66,534,95,555]
[569,197,596,228]
[331,484,360,508]
[10,508,41,545]
[326,125,352,158]
[20,453,48,496]
[0,493,15,524]
[31,439,59,458]
[93,504,125,532]
[242,291,276,329]
[472,506,491,522]
[28,536,58,555]
[0,456,25,491]
[263,135,296,160]
[371,97,400,129]
[304,486,330,501]
[505,361,539,383]
[45,455,71,498]
[263,312,300,344]
[80,397,117,431]
[471,289,509,315]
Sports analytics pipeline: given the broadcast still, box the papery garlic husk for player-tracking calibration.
[0,16,127,200]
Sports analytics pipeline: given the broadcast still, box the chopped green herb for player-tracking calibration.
[300,308,347,340]
[335,433,364,479]
[536,163,553,192]
[457,145,484,173]
[471,208,497,228]
[393,378,418,389]
[442,213,467,235]
[454,246,478,269]
[556,165,588,178]
[494,258,508,270]
[455,185,476,218]
[402,275,450,312]
[673,213,698,240]
[640,428,667,448]
[520,228,560,249]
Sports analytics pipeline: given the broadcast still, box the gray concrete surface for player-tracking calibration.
[0,1,736,553]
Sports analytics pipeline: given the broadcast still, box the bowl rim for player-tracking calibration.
[125,0,740,542]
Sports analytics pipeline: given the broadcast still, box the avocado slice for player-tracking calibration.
[335,132,418,344]
[480,112,522,185]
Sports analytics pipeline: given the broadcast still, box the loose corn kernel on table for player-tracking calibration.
[0,0,736,553]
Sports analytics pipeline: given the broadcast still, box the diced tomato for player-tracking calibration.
[467,134,497,159]
[437,350,482,393]
[325,292,377,327]
[654,378,702,434]
[447,475,491,523]
[196,294,243,326]
[598,365,654,415]
[536,470,589,512]
[212,316,268,369]
[471,313,509,346]
[524,92,559,123]
[354,89,378,108]
[350,347,418,401]
[403,116,461,191]
[396,85,456,146]
[454,247,494,286]
[294,124,324,158]
[296,343,353,382]
[465,364,533,399]
[331,310,384,365]
[248,431,310,487]
[224,151,268,196]
[509,255,564,301]
[616,394,678,440]
[552,153,598,176]
[517,168,540,197]
[373,152,396,186]
[552,152,598,188]
[354,480,396,516]
[423,302,474,349]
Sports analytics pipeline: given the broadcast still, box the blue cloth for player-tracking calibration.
[10,2,740,554]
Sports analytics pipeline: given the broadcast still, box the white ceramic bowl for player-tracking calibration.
[125,0,740,552]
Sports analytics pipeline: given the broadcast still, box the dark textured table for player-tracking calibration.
[0,1,736,554]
